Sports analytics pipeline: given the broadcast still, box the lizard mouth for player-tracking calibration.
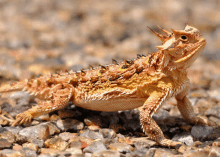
[174,39,206,64]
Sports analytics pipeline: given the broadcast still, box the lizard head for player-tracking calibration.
[149,25,206,69]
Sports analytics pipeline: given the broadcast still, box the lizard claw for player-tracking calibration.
[11,112,33,126]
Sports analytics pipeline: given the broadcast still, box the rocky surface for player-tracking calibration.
[0,0,220,156]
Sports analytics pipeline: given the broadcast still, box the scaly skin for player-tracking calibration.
[0,25,216,147]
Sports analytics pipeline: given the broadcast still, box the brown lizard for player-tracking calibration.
[0,25,217,147]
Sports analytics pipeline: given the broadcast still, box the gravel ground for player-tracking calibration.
[0,0,220,156]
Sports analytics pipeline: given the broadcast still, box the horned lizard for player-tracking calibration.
[0,25,217,147]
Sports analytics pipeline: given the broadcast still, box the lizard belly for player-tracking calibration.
[73,98,146,112]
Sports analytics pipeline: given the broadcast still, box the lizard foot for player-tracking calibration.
[0,112,15,125]
[157,139,183,147]
[196,116,219,127]
[11,112,33,126]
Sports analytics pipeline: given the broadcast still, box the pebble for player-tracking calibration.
[191,125,215,141]
[58,132,76,141]
[207,89,220,101]
[0,0,220,156]
[0,138,12,149]
[21,147,37,157]
[108,142,133,153]
[80,130,104,140]
[0,149,25,157]
[83,141,107,153]
[0,131,16,143]
[172,132,194,146]
[56,118,84,131]
[99,128,117,139]
[153,148,177,157]
[44,137,68,151]
[93,150,120,157]
[131,137,156,148]
[19,122,60,140]
[209,146,220,157]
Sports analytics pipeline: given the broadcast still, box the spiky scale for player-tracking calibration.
[112,59,118,65]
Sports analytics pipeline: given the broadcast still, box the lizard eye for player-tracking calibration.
[180,35,188,41]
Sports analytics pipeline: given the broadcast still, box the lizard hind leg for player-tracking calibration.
[11,83,74,126]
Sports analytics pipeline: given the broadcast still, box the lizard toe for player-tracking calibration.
[158,139,183,147]
[12,112,33,126]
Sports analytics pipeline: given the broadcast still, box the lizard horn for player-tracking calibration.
[157,25,171,35]
[171,28,181,36]
[148,26,166,42]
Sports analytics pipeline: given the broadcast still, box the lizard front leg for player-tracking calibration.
[140,90,182,147]
[12,84,73,126]
[176,86,217,127]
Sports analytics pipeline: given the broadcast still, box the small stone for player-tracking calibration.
[40,148,61,156]
[205,106,220,118]
[84,115,102,127]
[59,132,76,141]
[108,142,133,153]
[207,89,220,101]
[169,106,181,117]
[189,97,198,107]
[197,98,216,115]
[177,144,193,154]
[0,149,25,157]
[180,125,192,132]
[37,114,50,122]
[27,139,44,148]
[153,108,170,121]
[56,118,84,131]
[172,132,193,146]
[0,131,16,143]
[58,110,78,118]
[80,130,104,140]
[5,126,22,134]
[209,146,220,157]
[118,137,133,145]
[19,122,59,140]
[92,150,120,157]
[83,141,107,153]
[99,129,116,139]
[191,125,215,141]
[69,136,94,146]
[145,148,156,157]
[66,147,83,155]
[109,124,125,133]
[12,145,22,151]
[44,137,68,151]
[88,125,100,131]
[21,147,37,157]
[0,139,12,149]
[153,148,177,157]
[14,134,28,145]
[69,141,82,149]
[131,137,156,148]
[22,143,39,152]
[129,149,149,157]
[190,89,208,98]
[183,150,209,157]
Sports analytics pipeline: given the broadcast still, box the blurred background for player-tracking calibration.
[0,0,219,84]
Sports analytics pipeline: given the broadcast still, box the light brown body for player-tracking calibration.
[0,25,217,147]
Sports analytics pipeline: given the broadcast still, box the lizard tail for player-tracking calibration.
[0,81,26,93]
